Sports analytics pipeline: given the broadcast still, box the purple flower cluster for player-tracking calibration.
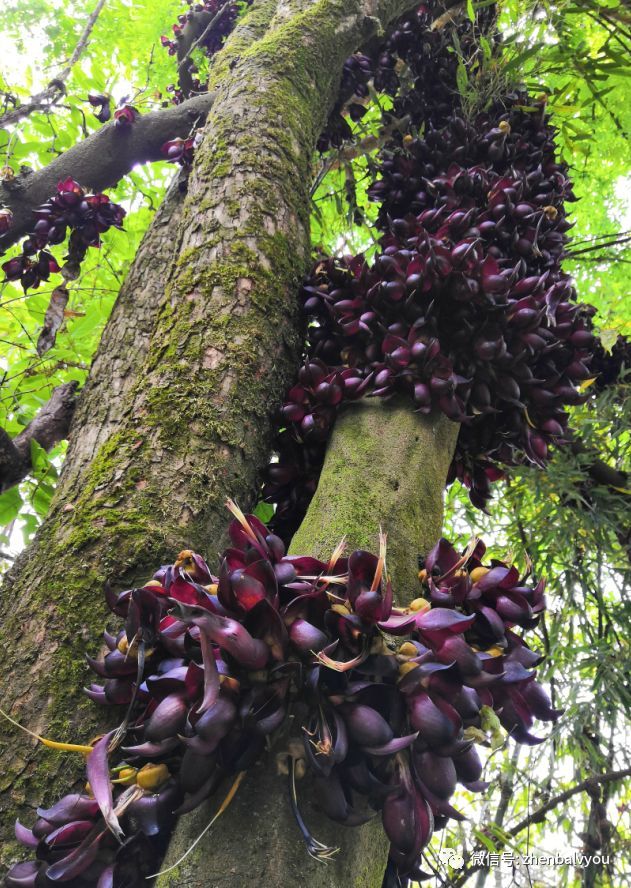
[8,507,559,886]
[1,178,125,292]
[160,0,243,106]
[161,136,197,167]
[162,1,240,56]
[264,11,598,537]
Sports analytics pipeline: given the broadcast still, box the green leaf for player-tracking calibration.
[479,35,492,64]
[253,501,275,524]
[32,480,55,517]
[29,439,49,475]
[456,61,469,97]
[472,827,498,853]
[0,486,22,526]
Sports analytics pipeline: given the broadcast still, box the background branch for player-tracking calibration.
[0,92,214,251]
[0,0,108,128]
[0,381,77,492]
[453,767,631,887]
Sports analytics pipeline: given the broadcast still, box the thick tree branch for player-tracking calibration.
[0,0,108,128]
[453,767,631,887]
[0,382,77,492]
[0,93,214,251]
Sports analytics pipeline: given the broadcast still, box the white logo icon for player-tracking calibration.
[438,848,465,869]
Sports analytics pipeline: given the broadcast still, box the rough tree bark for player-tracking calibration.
[0,0,425,873]
[157,403,458,888]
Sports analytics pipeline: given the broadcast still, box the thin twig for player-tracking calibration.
[1,0,108,128]
[453,767,631,887]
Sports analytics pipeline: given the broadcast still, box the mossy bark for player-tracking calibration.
[290,399,459,601]
[157,401,458,888]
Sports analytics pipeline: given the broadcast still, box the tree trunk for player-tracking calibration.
[0,2,291,860]
[157,402,458,888]
[0,0,422,869]
[61,179,185,486]
[291,400,459,597]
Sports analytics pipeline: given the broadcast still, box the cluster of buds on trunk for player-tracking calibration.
[8,506,559,886]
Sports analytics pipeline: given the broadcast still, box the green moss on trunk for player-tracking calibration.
[290,400,459,602]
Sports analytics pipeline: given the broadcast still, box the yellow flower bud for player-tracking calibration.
[398,661,418,677]
[470,566,490,583]
[398,642,418,658]
[175,549,194,569]
[498,120,511,135]
[117,634,145,659]
[485,645,504,658]
[113,767,138,786]
[136,763,170,791]
[409,597,430,613]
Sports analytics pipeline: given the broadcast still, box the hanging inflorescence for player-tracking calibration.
[262,5,601,540]
[7,504,560,886]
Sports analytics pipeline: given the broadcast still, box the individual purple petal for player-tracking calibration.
[14,820,39,848]
[32,817,56,839]
[408,692,456,745]
[425,538,460,576]
[144,693,188,742]
[413,750,457,799]
[435,636,482,675]
[127,780,181,836]
[364,732,418,755]
[289,618,328,653]
[4,861,40,887]
[377,613,417,634]
[197,628,220,714]
[476,605,507,640]
[501,662,535,683]
[416,608,475,632]
[96,865,114,888]
[194,694,237,745]
[170,601,269,669]
[44,819,95,848]
[145,666,188,698]
[45,827,103,881]
[342,704,393,747]
[178,749,217,794]
[37,794,99,824]
[85,732,123,840]
[521,680,564,721]
[453,746,482,784]
[121,737,180,757]
[84,684,108,704]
